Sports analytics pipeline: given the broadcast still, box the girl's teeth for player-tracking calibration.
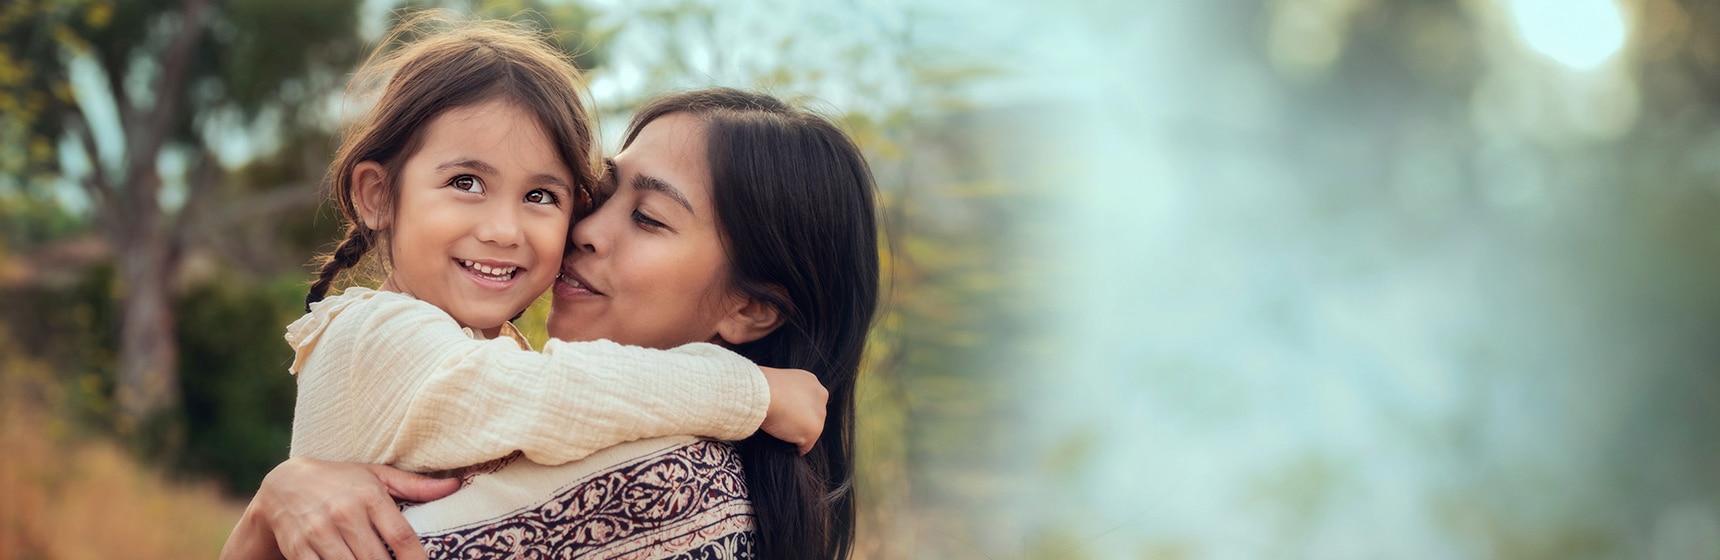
[460,260,517,278]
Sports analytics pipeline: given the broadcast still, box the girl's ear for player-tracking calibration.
[353,161,393,231]
[715,288,787,345]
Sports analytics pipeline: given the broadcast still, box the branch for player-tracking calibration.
[63,104,123,238]
[181,183,320,244]
[169,149,224,246]
[101,52,135,145]
[125,0,216,188]
[65,105,114,204]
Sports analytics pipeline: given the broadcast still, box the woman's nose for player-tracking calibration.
[569,204,607,255]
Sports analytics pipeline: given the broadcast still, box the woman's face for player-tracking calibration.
[546,112,738,349]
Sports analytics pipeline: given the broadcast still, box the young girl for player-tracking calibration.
[286,14,823,475]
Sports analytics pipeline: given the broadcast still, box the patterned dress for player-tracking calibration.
[405,435,755,559]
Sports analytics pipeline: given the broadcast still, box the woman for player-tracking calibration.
[223,88,879,560]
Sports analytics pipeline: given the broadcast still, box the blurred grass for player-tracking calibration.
[0,327,243,559]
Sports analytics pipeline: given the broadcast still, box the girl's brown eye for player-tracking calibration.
[525,189,559,206]
[451,175,484,193]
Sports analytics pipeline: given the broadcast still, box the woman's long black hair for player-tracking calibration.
[622,88,878,560]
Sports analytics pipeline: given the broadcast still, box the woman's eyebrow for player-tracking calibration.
[631,174,694,214]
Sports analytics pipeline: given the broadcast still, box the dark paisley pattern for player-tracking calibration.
[666,532,754,560]
[419,440,754,559]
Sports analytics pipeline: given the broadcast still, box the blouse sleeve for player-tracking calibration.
[287,290,769,472]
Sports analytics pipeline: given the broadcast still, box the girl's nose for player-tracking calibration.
[475,203,524,247]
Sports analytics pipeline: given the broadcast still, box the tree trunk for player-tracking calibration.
[108,0,211,433]
[113,175,179,432]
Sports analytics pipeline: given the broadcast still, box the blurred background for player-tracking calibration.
[3,0,1719,558]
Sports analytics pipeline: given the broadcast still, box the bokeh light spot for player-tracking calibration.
[1507,0,1627,70]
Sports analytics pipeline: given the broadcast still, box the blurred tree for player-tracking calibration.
[0,0,364,432]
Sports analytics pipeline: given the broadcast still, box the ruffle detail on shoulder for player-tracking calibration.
[285,287,380,375]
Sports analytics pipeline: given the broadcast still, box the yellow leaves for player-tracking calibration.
[0,406,243,559]
[1040,428,1100,480]
[510,289,555,349]
[839,111,905,161]
[944,180,1007,199]
[478,0,532,16]
[51,23,91,53]
[49,80,72,104]
[28,137,51,163]
[0,47,29,87]
[0,0,27,28]
[84,0,112,29]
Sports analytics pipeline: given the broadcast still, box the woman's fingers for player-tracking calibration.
[300,524,359,560]
[368,491,428,560]
[365,463,458,560]
[284,486,367,560]
[240,457,458,560]
[372,463,461,503]
[329,495,395,560]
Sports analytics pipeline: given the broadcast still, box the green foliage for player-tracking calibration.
[0,262,119,428]
[0,189,86,250]
[0,0,108,177]
[0,0,363,183]
[172,274,304,494]
[395,0,612,72]
[0,259,303,494]
[217,0,367,116]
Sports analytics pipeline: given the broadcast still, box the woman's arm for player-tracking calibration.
[221,457,460,560]
[290,290,816,472]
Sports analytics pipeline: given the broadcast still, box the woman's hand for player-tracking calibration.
[758,366,828,455]
[221,457,461,560]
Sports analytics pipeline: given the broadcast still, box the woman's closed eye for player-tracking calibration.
[449,174,484,194]
[632,209,667,230]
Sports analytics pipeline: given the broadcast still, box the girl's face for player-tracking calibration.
[358,99,575,337]
[547,112,741,348]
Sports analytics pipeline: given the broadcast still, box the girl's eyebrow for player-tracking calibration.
[437,157,571,191]
[436,157,498,175]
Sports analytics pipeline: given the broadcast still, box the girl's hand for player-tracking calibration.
[221,457,460,560]
[758,366,828,455]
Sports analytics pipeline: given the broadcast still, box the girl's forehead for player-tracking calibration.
[415,101,573,176]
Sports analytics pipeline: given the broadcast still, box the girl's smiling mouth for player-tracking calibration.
[457,258,523,287]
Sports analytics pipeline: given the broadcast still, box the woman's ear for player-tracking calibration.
[715,288,787,345]
[352,161,392,231]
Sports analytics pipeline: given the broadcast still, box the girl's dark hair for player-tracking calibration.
[623,88,879,560]
[305,11,598,311]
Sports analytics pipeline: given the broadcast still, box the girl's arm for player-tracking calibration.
[290,289,809,471]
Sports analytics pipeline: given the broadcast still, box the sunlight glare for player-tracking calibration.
[1506,0,1627,70]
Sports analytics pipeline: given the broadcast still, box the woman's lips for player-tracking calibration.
[554,269,602,298]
